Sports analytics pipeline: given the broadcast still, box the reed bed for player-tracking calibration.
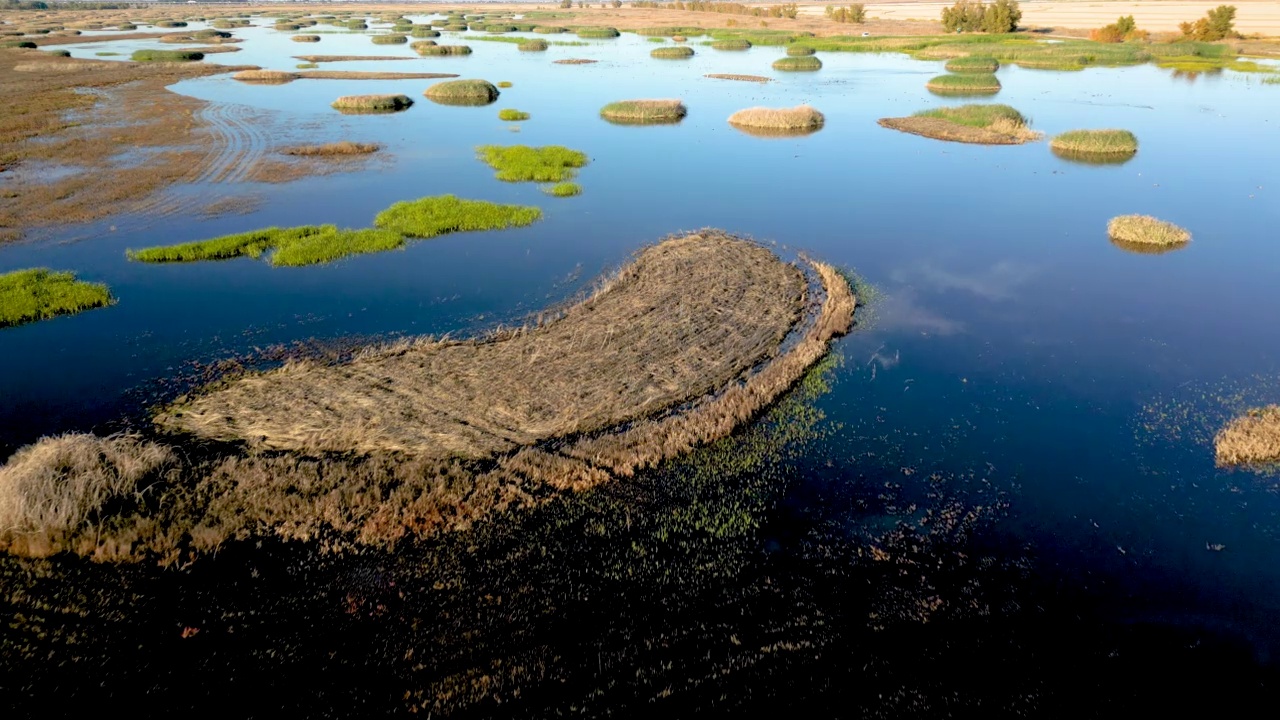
[412,28,440,38]
[475,144,587,182]
[415,44,472,56]
[786,45,815,56]
[498,108,530,121]
[233,69,297,83]
[946,55,999,73]
[577,27,620,39]
[280,141,380,156]
[1107,215,1191,247]
[710,39,751,50]
[1049,129,1138,159]
[533,26,568,34]
[773,55,822,71]
[0,268,113,329]
[128,226,328,263]
[291,35,321,43]
[926,72,1002,95]
[370,34,407,45]
[880,104,1039,145]
[130,49,203,62]
[519,39,549,52]
[600,99,687,125]
[373,195,542,238]
[651,46,694,59]
[1215,406,1280,468]
[728,104,824,132]
[707,73,771,82]
[331,93,414,113]
[543,182,582,197]
[424,79,499,106]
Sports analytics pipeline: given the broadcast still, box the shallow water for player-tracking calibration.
[6,16,1280,712]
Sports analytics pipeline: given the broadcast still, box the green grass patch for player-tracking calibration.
[296,62,319,69]
[0,268,113,329]
[3,41,37,49]
[475,145,588,183]
[600,99,687,125]
[411,27,440,38]
[635,26,706,37]
[647,37,666,44]
[292,35,321,43]
[773,55,822,71]
[533,25,568,34]
[370,34,408,45]
[331,94,414,113]
[131,49,204,62]
[786,45,815,56]
[945,55,999,72]
[518,39,549,52]
[415,44,473,56]
[374,195,542,238]
[542,182,582,197]
[498,81,513,88]
[915,103,1026,128]
[425,79,500,106]
[576,27,620,39]
[269,228,404,267]
[128,226,326,262]
[499,108,530,121]
[95,51,121,56]
[926,72,1001,95]
[710,39,752,50]
[651,46,694,59]
[1050,129,1138,159]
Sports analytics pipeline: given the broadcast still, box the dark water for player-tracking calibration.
[3,17,1280,714]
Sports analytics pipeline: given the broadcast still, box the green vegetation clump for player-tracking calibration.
[3,40,37,49]
[415,44,472,56]
[485,24,519,33]
[533,25,568,34]
[786,45,815,56]
[0,269,113,329]
[882,103,1039,144]
[710,38,751,50]
[941,0,1022,34]
[330,94,414,113]
[270,228,405,267]
[1050,129,1138,159]
[498,81,514,88]
[499,108,530,121]
[518,39,549,52]
[1107,215,1191,247]
[651,46,694,59]
[773,55,821,71]
[131,49,204,62]
[476,145,588,182]
[411,27,440,38]
[543,182,582,197]
[945,55,999,73]
[915,103,1026,129]
[371,34,408,45]
[425,79,500,106]
[441,23,468,32]
[1180,5,1240,41]
[926,72,1001,95]
[296,62,319,69]
[292,35,321,43]
[374,195,542,237]
[128,226,326,263]
[155,20,188,28]
[635,26,706,37]
[274,23,301,32]
[600,99,688,125]
[577,27,620,39]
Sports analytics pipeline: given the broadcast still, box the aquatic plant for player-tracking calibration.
[926,72,1001,95]
[577,27,620,39]
[519,39,549,52]
[498,81,514,88]
[475,144,588,182]
[1050,129,1138,159]
[773,55,822,70]
[292,35,321,42]
[371,34,408,45]
[1107,215,1191,247]
[128,226,329,263]
[543,182,582,197]
[374,195,542,238]
[880,103,1039,144]
[498,108,530,121]
[1215,406,1280,467]
[130,49,204,62]
[600,99,687,125]
[280,141,380,156]
[485,24,519,33]
[651,46,694,59]
[425,79,500,106]
[786,45,815,56]
[415,44,473,56]
[945,55,999,72]
[233,69,297,83]
[728,104,824,131]
[711,38,752,50]
[533,25,568,34]
[331,94,414,113]
[155,20,187,28]
[0,268,113,329]
[269,228,405,267]
[411,27,440,38]
[296,62,319,69]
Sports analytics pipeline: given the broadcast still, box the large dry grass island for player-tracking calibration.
[1215,406,1280,468]
[0,232,854,562]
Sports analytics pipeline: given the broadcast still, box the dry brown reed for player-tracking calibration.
[554,58,597,64]
[877,116,1040,145]
[728,104,825,132]
[1215,406,1280,467]
[1107,215,1191,246]
[706,73,771,82]
[280,141,380,156]
[232,69,298,83]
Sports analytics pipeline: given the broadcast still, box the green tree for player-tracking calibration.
[982,0,1021,33]
[1180,5,1239,41]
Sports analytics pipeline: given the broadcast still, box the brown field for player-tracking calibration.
[0,232,854,562]
[1215,405,1280,467]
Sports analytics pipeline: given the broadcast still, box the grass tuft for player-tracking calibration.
[576,27,620,39]
[945,55,999,73]
[131,49,203,62]
[425,79,500,106]
[786,45,815,56]
[1050,129,1138,159]
[600,99,687,125]
[233,69,297,84]
[711,38,752,50]
[331,94,414,113]
[415,43,473,56]
[499,108,530,121]
[728,104,824,133]
[1107,215,1190,247]
[543,182,582,197]
[880,103,1040,145]
[772,55,822,71]
[926,72,1001,95]
[373,195,542,237]
[651,46,695,59]
[0,269,113,329]
[518,39,549,52]
[292,35,321,43]
[371,34,408,45]
[270,228,404,267]
[280,141,380,156]
[476,145,588,183]
[1215,406,1280,468]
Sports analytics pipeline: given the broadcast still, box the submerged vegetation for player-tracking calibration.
[1107,215,1191,247]
[374,195,542,238]
[881,104,1039,144]
[926,72,1001,95]
[475,145,588,183]
[772,55,822,71]
[1050,129,1138,161]
[1215,406,1280,468]
[331,94,414,113]
[600,99,687,125]
[425,79,500,106]
[0,268,113,329]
